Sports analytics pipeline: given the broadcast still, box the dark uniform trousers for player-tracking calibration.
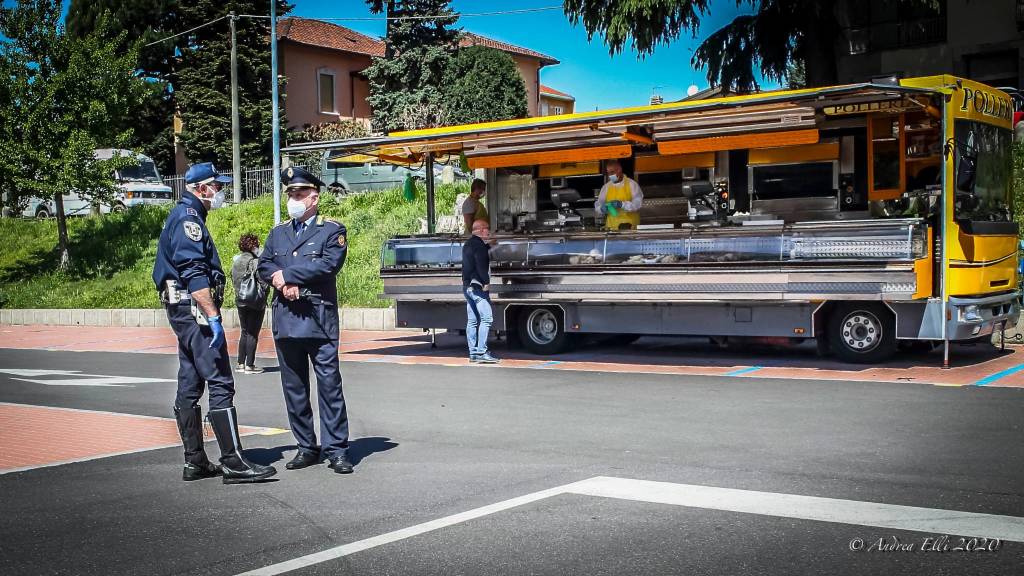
[166,303,235,411]
[259,214,351,460]
[275,337,349,457]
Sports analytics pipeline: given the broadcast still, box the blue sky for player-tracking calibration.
[290,0,767,111]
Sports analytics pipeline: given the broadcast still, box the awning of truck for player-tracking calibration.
[283,82,940,168]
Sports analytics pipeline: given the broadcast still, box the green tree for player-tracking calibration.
[563,0,937,92]
[66,0,179,175]
[0,0,148,268]
[175,1,291,169]
[442,46,528,125]
[364,0,461,133]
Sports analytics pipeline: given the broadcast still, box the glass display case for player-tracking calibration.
[381,220,926,270]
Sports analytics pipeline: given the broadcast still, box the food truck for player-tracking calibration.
[283,76,1019,365]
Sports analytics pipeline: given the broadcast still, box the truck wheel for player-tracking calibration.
[112,203,126,213]
[518,306,573,355]
[35,207,51,219]
[828,303,896,363]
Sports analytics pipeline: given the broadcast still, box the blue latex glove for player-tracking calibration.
[610,200,623,209]
[207,315,225,349]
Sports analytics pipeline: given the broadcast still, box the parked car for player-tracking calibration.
[321,152,468,193]
[23,149,173,218]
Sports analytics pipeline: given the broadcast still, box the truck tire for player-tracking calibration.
[828,303,896,364]
[112,203,127,213]
[35,207,51,219]
[518,306,574,355]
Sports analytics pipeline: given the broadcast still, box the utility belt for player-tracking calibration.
[161,280,224,326]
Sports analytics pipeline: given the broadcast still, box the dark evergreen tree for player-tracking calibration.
[442,46,528,125]
[175,0,292,168]
[364,0,460,133]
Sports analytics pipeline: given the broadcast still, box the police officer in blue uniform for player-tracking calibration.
[258,166,354,474]
[153,162,277,484]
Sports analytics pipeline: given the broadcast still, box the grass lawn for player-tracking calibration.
[0,183,462,309]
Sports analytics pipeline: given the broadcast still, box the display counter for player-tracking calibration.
[381,218,927,270]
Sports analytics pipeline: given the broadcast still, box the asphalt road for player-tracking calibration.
[1,347,1022,575]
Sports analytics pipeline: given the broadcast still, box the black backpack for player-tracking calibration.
[236,258,267,307]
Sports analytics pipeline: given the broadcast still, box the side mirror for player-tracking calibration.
[956,131,978,193]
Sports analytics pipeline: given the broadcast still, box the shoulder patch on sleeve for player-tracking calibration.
[338,234,347,247]
[183,221,202,242]
[186,207,199,217]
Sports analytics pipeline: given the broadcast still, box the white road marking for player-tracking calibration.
[235,476,1024,576]
[0,368,173,387]
[234,480,595,576]
[570,476,1024,543]
[0,369,82,377]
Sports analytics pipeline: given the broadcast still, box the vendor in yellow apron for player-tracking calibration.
[602,178,641,230]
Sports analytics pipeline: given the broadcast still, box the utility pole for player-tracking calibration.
[230,12,242,204]
[270,0,281,224]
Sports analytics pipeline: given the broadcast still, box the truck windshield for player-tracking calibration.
[118,159,161,182]
[954,120,1012,223]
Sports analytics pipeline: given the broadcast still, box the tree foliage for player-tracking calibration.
[442,46,528,125]
[364,0,461,133]
[175,1,292,169]
[564,0,938,92]
[66,0,178,174]
[0,0,148,267]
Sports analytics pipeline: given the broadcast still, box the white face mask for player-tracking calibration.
[209,190,225,210]
[287,198,308,219]
[608,174,621,184]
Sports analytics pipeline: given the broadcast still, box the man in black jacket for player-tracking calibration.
[462,219,499,363]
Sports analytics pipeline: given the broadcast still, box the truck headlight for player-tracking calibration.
[959,304,982,323]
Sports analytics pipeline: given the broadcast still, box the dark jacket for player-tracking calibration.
[152,193,225,294]
[231,250,267,309]
[462,235,490,288]
[257,214,347,340]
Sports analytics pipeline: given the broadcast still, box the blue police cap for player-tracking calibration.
[185,162,233,185]
[282,166,326,190]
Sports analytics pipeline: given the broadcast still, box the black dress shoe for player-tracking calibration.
[328,455,354,474]
[286,450,321,470]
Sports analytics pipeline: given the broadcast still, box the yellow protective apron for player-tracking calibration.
[474,200,489,224]
[603,180,640,230]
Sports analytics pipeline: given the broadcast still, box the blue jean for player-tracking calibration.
[464,286,493,357]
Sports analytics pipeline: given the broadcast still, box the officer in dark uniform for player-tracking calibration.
[259,166,354,474]
[153,162,276,484]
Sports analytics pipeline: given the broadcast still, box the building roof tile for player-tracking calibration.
[278,17,385,57]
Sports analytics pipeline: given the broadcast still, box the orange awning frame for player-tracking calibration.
[657,129,820,155]
[466,144,633,170]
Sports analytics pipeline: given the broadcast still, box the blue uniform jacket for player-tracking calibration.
[152,193,225,294]
[258,214,347,340]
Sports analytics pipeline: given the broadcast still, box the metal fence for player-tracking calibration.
[163,164,321,202]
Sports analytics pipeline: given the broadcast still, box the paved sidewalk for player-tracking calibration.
[0,402,282,474]
[1,324,1021,388]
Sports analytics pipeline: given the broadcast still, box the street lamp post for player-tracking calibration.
[270,0,281,224]
[229,13,242,204]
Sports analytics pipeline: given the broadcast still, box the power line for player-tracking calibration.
[143,15,228,47]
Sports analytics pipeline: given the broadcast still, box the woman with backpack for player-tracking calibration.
[231,232,269,374]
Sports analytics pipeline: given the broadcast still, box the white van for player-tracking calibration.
[23,149,174,218]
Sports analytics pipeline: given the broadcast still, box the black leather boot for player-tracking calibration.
[208,407,277,484]
[173,406,220,481]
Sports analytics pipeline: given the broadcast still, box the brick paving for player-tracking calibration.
[0,403,277,474]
